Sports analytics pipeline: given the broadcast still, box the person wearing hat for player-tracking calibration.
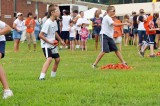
[13,12,24,52]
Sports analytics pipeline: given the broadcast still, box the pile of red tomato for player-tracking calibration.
[101,63,133,70]
[155,52,160,56]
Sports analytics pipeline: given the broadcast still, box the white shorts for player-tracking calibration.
[113,36,122,44]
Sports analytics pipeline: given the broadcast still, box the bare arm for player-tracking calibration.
[13,23,20,32]
[0,24,12,35]
[55,32,65,46]
[112,23,127,27]
[39,32,52,45]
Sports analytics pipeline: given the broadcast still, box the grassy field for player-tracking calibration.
[0,40,160,106]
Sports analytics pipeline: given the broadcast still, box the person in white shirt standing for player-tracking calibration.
[92,6,129,68]
[69,20,76,51]
[60,10,71,49]
[39,4,65,80]
[137,9,147,49]
[0,20,13,99]
[76,11,89,49]
[13,12,24,52]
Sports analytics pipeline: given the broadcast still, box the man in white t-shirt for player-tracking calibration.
[92,6,129,68]
[60,10,71,49]
[0,21,13,99]
[39,4,65,80]
[76,11,89,49]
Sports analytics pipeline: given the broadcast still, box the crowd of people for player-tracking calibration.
[0,2,160,99]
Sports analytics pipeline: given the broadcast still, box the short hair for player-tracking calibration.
[73,10,78,14]
[27,12,32,17]
[63,10,70,15]
[47,4,57,18]
[79,11,84,14]
[107,6,115,12]
[69,20,74,24]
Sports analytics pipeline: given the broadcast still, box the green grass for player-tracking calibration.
[0,40,160,106]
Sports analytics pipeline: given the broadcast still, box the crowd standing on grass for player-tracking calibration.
[1,2,160,99]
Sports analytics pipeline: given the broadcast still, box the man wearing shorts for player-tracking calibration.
[61,10,71,49]
[92,6,129,68]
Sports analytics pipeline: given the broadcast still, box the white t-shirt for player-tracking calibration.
[13,18,24,31]
[69,26,76,37]
[40,19,58,48]
[137,15,147,31]
[76,17,89,32]
[42,16,47,27]
[100,15,114,38]
[0,21,6,41]
[62,15,71,31]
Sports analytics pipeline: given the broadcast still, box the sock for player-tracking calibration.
[39,73,45,79]
[51,71,56,77]
[60,46,62,49]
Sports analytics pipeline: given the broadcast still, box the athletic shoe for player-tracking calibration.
[149,54,155,58]
[39,78,45,80]
[3,90,13,99]
[91,64,97,68]
[122,62,128,66]
[140,51,144,57]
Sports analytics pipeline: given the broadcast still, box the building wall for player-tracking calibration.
[1,0,47,27]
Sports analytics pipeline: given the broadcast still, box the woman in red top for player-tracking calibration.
[25,12,36,51]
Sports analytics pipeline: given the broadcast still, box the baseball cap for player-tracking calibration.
[17,12,23,17]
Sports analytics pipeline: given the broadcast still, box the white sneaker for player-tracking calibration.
[3,89,13,99]
[91,64,97,69]
[51,71,56,78]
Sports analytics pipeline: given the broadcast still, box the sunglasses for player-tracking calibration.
[110,10,115,12]
[18,14,23,16]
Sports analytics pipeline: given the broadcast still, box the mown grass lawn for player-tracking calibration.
[0,40,160,106]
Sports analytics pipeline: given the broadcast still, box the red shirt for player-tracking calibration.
[113,19,123,38]
[25,18,36,33]
[144,15,156,35]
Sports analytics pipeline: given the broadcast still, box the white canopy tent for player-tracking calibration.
[84,8,106,19]
[114,2,160,16]
[84,2,160,18]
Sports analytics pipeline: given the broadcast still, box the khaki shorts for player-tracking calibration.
[113,36,122,44]
[26,32,36,44]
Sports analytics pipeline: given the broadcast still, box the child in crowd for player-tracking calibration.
[69,20,76,51]
[79,23,89,51]
[39,4,65,80]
